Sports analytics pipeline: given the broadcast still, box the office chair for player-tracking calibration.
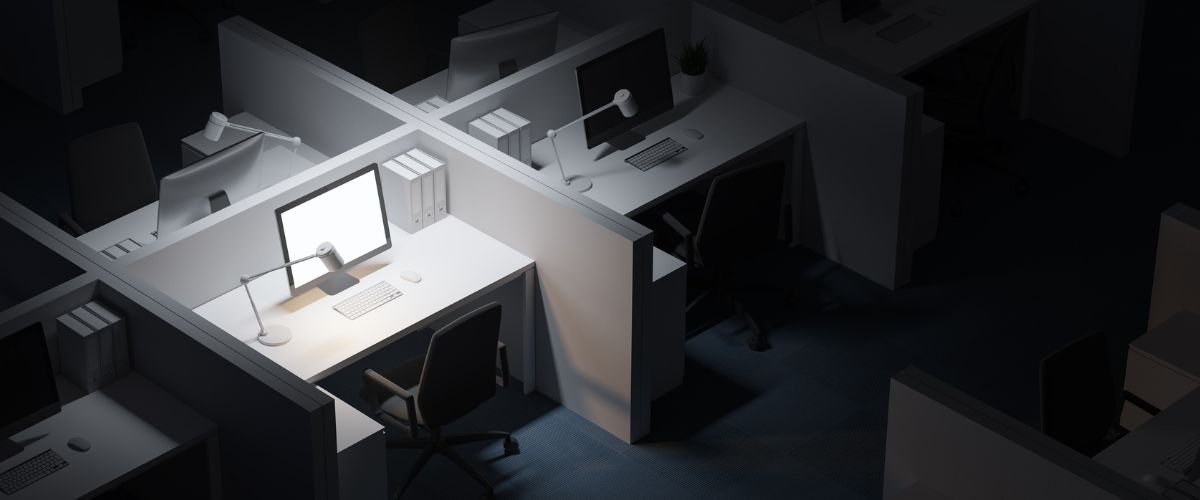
[916,19,1030,202]
[362,302,518,499]
[60,123,159,236]
[1039,331,1161,457]
[659,161,787,351]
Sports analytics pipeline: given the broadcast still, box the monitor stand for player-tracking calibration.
[607,130,646,151]
[0,438,22,463]
[318,271,360,296]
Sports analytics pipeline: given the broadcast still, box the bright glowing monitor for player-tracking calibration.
[275,164,390,295]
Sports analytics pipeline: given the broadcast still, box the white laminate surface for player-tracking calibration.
[784,0,1039,76]
[532,76,802,216]
[193,216,534,383]
[1096,387,1200,494]
[0,373,215,500]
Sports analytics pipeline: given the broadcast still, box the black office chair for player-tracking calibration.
[1039,331,1161,457]
[362,302,518,499]
[60,123,159,236]
[659,161,787,351]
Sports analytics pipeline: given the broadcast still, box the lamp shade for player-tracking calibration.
[315,242,344,271]
[203,112,230,141]
[614,89,638,117]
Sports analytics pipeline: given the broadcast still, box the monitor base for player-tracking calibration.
[607,130,647,151]
[0,438,21,463]
[319,272,361,296]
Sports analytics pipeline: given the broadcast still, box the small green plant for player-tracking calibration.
[676,38,710,76]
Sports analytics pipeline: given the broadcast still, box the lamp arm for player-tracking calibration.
[548,100,617,185]
[224,122,302,146]
[239,252,320,337]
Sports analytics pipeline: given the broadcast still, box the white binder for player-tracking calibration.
[480,113,519,160]
[382,159,423,232]
[407,148,448,221]
[396,154,436,228]
[468,118,507,154]
[492,108,532,165]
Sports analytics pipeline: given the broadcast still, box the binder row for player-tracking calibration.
[383,148,448,234]
[468,108,532,165]
[417,95,449,113]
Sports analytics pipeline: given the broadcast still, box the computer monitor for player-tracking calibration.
[275,164,391,296]
[577,28,673,150]
[158,132,265,235]
[0,322,60,462]
[445,12,559,101]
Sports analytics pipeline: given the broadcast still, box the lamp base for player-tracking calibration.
[564,175,593,193]
[258,325,292,346]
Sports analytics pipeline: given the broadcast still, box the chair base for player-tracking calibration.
[387,431,518,499]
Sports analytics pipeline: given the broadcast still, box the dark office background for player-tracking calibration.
[1,0,1199,498]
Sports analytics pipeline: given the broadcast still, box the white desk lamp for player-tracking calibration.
[546,89,638,193]
[205,112,303,179]
[240,242,344,346]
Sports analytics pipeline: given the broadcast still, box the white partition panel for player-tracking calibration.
[218,17,407,159]
[885,369,1155,500]
[1148,203,1200,331]
[693,0,923,289]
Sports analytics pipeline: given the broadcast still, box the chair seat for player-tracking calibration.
[381,384,423,425]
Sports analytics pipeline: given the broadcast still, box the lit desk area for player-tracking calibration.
[194,216,534,384]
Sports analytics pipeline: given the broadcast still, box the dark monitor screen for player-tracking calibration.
[0,323,60,440]
[841,0,881,22]
[577,29,673,149]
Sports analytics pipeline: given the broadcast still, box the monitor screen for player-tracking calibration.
[446,12,558,101]
[841,0,881,22]
[276,165,391,293]
[0,322,60,440]
[158,132,265,235]
[577,29,673,149]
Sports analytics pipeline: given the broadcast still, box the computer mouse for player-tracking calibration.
[682,129,704,140]
[67,437,91,452]
[398,270,422,283]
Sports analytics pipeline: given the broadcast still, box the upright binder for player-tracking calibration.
[408,148,448,221]
[480,113,519,160]
[382,159,423,232]
[396,154,436,228]
[468,118,507,154]
[492,108,532,165]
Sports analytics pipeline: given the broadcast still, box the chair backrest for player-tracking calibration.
[1039,331,1118,455]
[417,302,503,428]
[68,123,158,232]
[695,161,785,268]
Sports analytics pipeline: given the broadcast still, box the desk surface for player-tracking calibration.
[531,76,802,216]
[78,113,328,254]
[194,216,533,382]
[1096,387,1200,494]
[1,373,215,500]
[783,0,1038,76]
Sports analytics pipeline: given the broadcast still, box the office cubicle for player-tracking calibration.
[884,368,1156,499]
[1,195,339,499]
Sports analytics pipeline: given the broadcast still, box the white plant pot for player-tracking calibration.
[680,72,707,96]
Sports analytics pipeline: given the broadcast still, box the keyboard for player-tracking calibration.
[334,281,402,320]
[0,449,68,495]
[877,14,932,43]
[1163,433,1200,476]
[625,138,687,171]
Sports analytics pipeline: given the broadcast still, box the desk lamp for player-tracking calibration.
[205,112,303,177]
[546,89,638,193]
[240,242,344,346]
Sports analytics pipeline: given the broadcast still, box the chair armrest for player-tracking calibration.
[364,369,419,438]
[497,341,511,388]
[59,213,85,237]
[1123,390,1162,417]
[661,212,695,268]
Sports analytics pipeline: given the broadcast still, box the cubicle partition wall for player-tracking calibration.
[692,0,924,289]
[884,369,1155,499]
[1147,203,1200,331]
[0,196,339,500]
[218,18,410,159]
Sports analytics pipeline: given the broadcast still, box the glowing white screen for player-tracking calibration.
[280,168,388,289]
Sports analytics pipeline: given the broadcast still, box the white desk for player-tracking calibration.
[784,0,1039,77]
[1096,387,1200,495]
[1,372,217,499]
[531,76,803,217]
[78,113,328,255]
[1121,311,1200,430]
[194,216,535,385]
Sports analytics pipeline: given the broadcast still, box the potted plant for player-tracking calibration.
[676,38,710,96]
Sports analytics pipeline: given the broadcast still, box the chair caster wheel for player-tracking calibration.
[748,336,771,352]
[504,436,520,455]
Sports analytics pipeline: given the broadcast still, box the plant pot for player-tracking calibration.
[680,72,707,96]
